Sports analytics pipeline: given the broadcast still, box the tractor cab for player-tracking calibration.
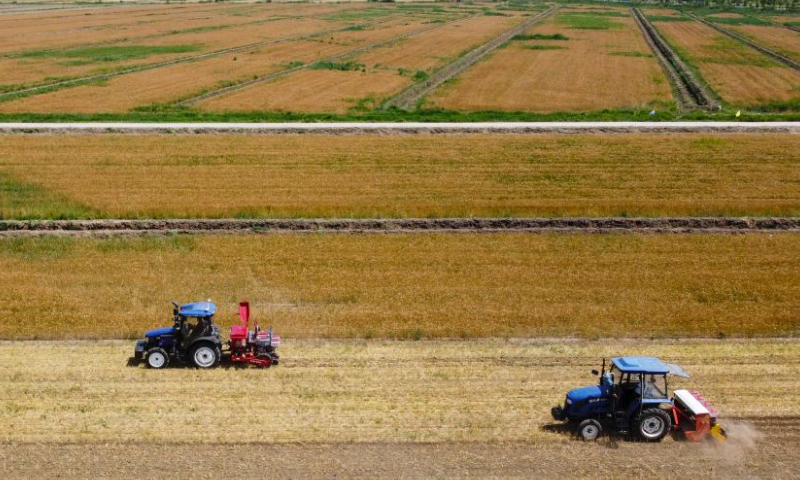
[130,300,223,369]
[552,356,689,442]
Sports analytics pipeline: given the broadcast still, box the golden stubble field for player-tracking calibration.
[1,133,799,219]
[652,17,800,106]
[0,233,797,339]
[426,9,673,112]
[1,338,798,444]
[198,13,526,113]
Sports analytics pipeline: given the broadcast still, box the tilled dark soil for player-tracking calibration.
[1,217,799,236]
[1,434,797,480]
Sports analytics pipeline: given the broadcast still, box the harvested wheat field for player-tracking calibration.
[0,18,437,113]
[425,9,673,113]
[0,233,797,339]
[0,338,798,479]
[725,23,800,63]
[1,134,798,219]
[199,13,525,114]
[0,2,355,54]
[652,17,800,107]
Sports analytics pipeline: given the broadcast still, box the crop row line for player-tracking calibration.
[381,5,560,112]
[176,13,477,106]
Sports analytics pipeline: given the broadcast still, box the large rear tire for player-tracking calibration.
[635,408,671,442]
[146,348,169,369]
[577,419,602,441]
[191,344,221,369]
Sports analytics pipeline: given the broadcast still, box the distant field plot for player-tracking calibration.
[198,13,525,114]
[0,16,438,113]
[723,22,800,63]
[1,133,798,219]
[424,8,673,113]
[650,15,800,108]
[0,233,797,339]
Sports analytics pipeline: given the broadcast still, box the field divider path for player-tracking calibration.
[381,5,559,111]
[1,218,798,237]
[687,12,800,75]
[632,8,717,110]
[0,20,395,103]
[177,13,478,106]
[2,121,799,134]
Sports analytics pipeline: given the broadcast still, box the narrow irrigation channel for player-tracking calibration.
[1,218,798,237]
[632,8,717,111]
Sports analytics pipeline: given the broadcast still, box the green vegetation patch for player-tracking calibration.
[311,61,365,71]
[611,51,653,58]
[524,44,567,50]
[0,237,77,262]
[19,44,202,64]
[343,24,367,31]
[647,15,690,23]
[557,13,624,30]
[0,173,99,220]
[513,33,569,41]
[707,15,770,26]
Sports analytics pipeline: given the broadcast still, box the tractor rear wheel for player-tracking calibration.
[191,344,221,369]
[635,408,671,442]
[146,348,169,369]
[577,419,602,441]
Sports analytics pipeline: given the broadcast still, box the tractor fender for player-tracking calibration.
[187,335,222,348]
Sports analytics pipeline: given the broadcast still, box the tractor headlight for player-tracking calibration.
[565,398,573,405]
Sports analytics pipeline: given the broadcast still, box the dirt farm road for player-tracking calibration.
[1,121,800,135]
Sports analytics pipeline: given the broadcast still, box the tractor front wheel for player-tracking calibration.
[577,419,602,441]
[146,348,169,369]
[635,408,671,442]
[191,344,221,369]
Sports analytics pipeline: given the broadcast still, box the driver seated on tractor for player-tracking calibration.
[637,375,665,399]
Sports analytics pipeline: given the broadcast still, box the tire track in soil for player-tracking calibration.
[1,217,797,237]
[176,13,478,106]
[381,5,559,111]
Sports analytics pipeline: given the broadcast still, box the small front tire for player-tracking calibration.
[191,344,221,369]
[146,348,169,369]
[578,419,602,441]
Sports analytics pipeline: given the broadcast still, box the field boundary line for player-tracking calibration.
[177,13,477,106]
[0,20,394,103]
[1,218,798,237]
[380,5,559,111]
[687,13,800,75]
[632,8,718,110]
[2,121,800,135]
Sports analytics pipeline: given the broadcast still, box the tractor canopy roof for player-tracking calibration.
[611,356,691,377]
[180,301,217,317]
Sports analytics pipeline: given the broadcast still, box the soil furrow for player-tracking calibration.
[1,217,798,237]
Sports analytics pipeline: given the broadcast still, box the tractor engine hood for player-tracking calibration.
[567,384,604,403]
[145,326,175,338]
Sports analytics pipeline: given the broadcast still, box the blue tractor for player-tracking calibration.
[128,301,223,369]
[551,356,722,442]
